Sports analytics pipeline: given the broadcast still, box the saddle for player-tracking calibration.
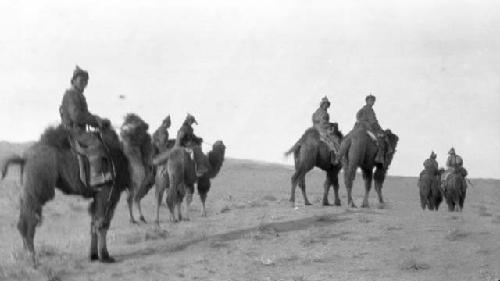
[69,132,114,191]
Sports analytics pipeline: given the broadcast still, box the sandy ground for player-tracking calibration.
[0,145,499,281]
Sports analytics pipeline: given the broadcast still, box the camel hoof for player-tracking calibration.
[377,203,385,209]
[201,212,207,217]
[129,219,137,224]
[348,202,357,208]
[361,202,370,208]
[322,201,331,206]
[305,201,312,206]
[139,216,147,223]
[99,256,116,264]
[90,254,99,261]
[334,200,341,206]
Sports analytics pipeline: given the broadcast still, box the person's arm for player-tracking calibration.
[65,92,101,127]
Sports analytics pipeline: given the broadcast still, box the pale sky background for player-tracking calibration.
[0,0,499,178]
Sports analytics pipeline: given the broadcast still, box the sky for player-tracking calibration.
[0,0,499,178]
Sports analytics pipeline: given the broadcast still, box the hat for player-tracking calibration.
[365,94,376,102]
[71,65,89,83]
[430,151,437,159]
[162,115,171,128]
[448,147,455,154]
[185,113,198,125]
[320,96,331,106]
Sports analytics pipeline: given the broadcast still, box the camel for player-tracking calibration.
[153,140,226,225]
[418,169,443,211]
[1,123,129,266]
[120,113,155,223]
[442,171,467,211]
[338,124,399,208]
[154,146,196,223]
[284,125,343,207]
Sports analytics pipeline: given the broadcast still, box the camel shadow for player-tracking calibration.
[114,210,358,261]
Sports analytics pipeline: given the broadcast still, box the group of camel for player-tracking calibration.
[0,113,225,266]
[285,122,399,209]
[2,109,470,268]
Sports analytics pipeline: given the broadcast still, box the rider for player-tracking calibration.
[175,114,209,177]
[355,94,388,165]
[312,96,340,165]
[443,147,468,185]
[421,151,439,176]
[59,66,113,188]
[152,115,171,154]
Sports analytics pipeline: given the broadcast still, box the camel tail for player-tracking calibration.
[1,154,25,184]
[284,140,301,158]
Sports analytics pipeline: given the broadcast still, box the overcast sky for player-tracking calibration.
[0,0,499,178]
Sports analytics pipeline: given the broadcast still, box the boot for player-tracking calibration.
[375,149,385,165]
[193,146,209,177]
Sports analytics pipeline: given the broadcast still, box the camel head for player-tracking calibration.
[384,129,399,169]
[207,140,226,178]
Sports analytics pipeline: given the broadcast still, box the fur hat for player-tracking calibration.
[185,113,198,125]
[162,115,171,128]
[430,151,437,159]
[365,94,376,102]
[320,96,331,106]
[448,147,455,154]
[71,65,89,83]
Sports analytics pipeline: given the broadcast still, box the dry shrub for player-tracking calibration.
[445,228,469,241]
[400,257,430,271]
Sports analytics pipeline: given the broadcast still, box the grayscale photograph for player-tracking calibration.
[0,0,499,280]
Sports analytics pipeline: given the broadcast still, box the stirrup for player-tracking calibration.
[89,171,113,187]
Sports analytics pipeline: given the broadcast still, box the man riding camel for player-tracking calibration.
[152,114,210,177]
[355,94,390,165]
[152,115,171,154]
[175,114,209,176]
[312,96,340,165]
[59,66,113,189]
[442,147,468,187]
[421,151,439,178]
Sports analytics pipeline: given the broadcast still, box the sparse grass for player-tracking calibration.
[262,195,277,201]
[399,257,430,271]
[492,215,500,224]
[358,216,371,223]
[478,206,492,217]
[144,228,169,241]
[219,205,231,213]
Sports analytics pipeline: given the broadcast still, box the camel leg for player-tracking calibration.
[344,165,357,208]
[184,184,194,221]
[97,226,114,263]
[200,192,207,217]
[299,178,311,205]
[329,171,341,206]
[322,177,331,206]
[134,198,146,223]
[289,171,301,205]
[176,200,183,222]
[361,168,373,208]
[127,190,137,224]
[166,191,177,223]
[374,168,386,207]
[155,183,165,226]
[89,214,99,261]
[17,202,40,267]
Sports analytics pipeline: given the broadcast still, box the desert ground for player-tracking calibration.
[0,142,499,281]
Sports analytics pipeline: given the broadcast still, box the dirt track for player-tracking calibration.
[0,156,499,281]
